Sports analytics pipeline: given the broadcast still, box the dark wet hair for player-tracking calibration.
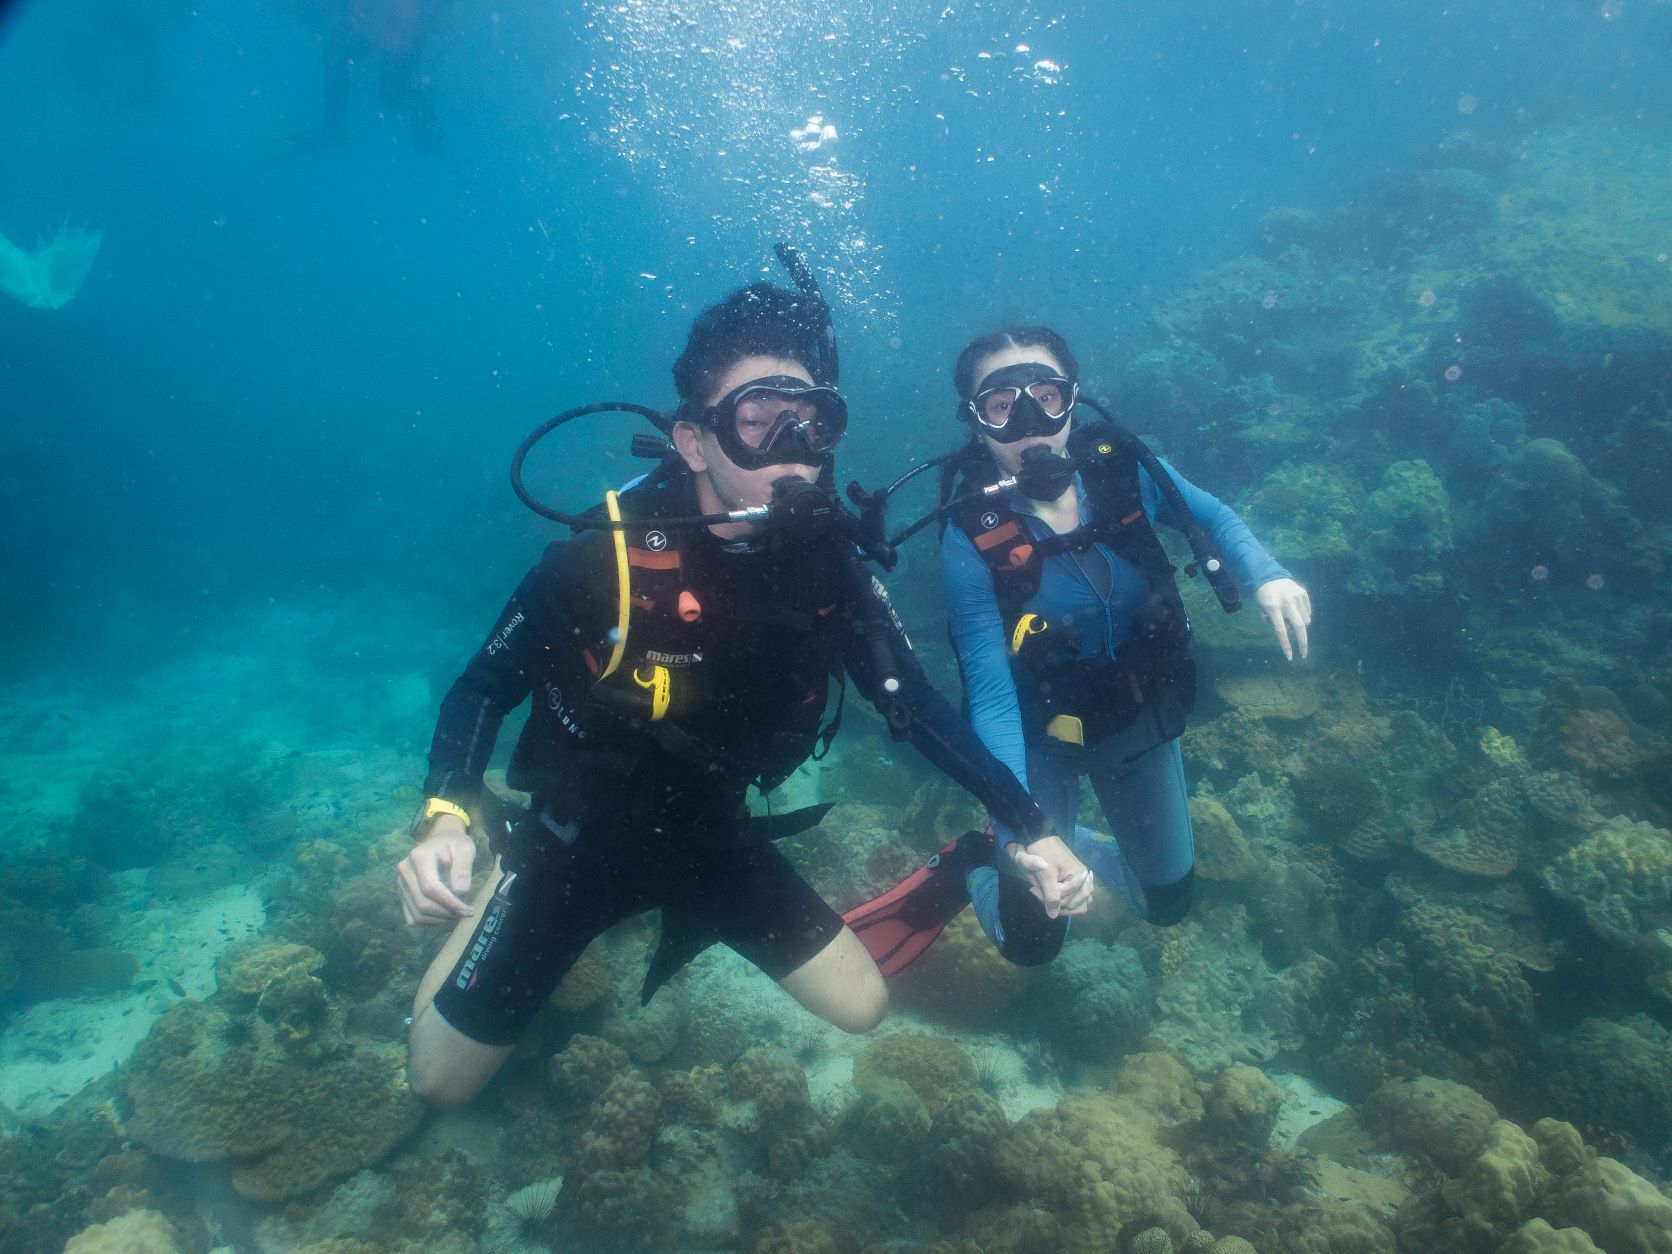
[951,326,1080,400]
[672,282,830,405]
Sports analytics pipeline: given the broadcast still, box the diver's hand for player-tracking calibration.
[1255,577,1312,661]
[1006,834,1092,920]
[397,817,477,926]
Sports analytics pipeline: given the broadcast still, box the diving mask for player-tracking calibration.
[966,362,1078,443]
[695,375,848,470]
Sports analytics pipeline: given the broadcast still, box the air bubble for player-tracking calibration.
[1444,364,1463,382]
[1418,290,1437,308]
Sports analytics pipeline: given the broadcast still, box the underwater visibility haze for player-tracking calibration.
[2,0,1672,1250]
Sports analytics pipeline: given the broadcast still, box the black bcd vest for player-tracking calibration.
[511,471,846,824]
[946,422,1197,750]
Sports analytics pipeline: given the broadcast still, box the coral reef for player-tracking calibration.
[1029,939,1153,1063]
[852,1031,978,1117]
[122,1000,420,1201]
[891,909,1035,1029]
[1188,796,1259,882]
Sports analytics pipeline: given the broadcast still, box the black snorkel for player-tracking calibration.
[508,245,894,567]
[848,398,1242,614]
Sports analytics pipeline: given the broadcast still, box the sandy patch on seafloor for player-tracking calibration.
[0,881,265,1122]
[1269,1069,1348,1148]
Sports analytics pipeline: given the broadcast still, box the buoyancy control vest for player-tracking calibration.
[946,422,1197,751]
[509,468,847,825]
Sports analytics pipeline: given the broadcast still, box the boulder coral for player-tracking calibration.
[852,1032,978,1117]
[1030,940,1153,1063]
[729,1047,832,1181]
[1542,1015,1672,1153]
[892,909,1034,1029]
[1188,796,1259,882]
[548,1033,631,1115]
[1350,458,1454,596]
[577,1071,660,1169]
[1541,815,1672,952]
[991,1053,1198,1254]
[1543,1157,1672,1254]
[62,1209,183,1254]
[123,1002,421,1202]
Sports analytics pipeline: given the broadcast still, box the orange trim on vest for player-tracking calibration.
[582,649,599,677]
[1120,510,1143,526]
[630,595,655,611]
[973,520,1021,552]
[816,602,837,617]
[627,547,681,570]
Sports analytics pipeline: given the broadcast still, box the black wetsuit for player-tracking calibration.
[422,471,1046,1046]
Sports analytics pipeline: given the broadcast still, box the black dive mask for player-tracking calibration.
[965,362,1078,444]
[693,375,848,470]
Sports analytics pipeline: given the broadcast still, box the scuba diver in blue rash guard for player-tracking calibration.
[845,326,1311,969]
[395,256,1091,1109]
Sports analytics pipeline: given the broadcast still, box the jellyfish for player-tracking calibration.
[0,222,104,310]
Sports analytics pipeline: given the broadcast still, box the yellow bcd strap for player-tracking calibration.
[1045,714,1085,745]
[599,490,631,681]
[633,665,671,720]
[1010,613,1046,655]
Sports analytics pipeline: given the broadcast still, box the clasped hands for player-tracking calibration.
[1006,830,1094,919]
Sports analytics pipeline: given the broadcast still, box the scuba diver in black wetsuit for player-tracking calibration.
[397,251,1092,1109]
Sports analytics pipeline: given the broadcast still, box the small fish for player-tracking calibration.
[167,978,186,997]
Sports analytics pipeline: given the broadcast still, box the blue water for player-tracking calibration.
[3,0,1661,662]
[3,2,1672,1251]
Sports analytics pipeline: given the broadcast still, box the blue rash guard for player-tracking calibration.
[942,454,1289,929]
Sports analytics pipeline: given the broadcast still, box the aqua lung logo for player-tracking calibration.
[644,530,668,551]
[980,510,1000,530]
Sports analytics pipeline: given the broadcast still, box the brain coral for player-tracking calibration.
[1541,815,1672,951]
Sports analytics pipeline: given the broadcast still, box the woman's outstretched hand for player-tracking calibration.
[1254,577,1312,661]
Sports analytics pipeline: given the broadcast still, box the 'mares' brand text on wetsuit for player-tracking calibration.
[453,874,516,990]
